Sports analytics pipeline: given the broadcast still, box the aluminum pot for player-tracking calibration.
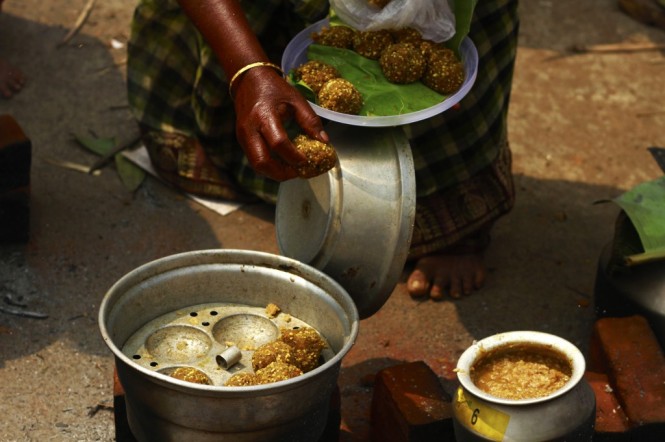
[99,249,359,442]
[453,331,596,441]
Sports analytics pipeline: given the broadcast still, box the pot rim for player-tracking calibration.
[455,330,586,405]
[99,249,359,395]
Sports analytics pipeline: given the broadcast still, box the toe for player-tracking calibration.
[448,277,462,298]
[429,275,447,300]
[474,268,486,289]
[407,269,430,298]
[461,273,477,295]
[430,290,445,300]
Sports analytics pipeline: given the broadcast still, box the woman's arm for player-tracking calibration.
[177,0,329,181]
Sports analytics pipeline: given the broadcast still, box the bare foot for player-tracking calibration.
[406,253,487,299]
[0,58,26,98]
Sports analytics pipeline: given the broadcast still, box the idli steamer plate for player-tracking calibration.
[121,302,336,387]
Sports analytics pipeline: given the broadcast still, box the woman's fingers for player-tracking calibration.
[241,125,299,181]
[291,95,329,144]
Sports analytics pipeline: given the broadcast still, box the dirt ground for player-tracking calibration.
[1,0,664,441]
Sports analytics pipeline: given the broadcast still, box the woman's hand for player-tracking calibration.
[233,66,329,181]
[176,0,329,182]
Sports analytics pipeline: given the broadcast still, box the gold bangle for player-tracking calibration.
[228,61,284,98]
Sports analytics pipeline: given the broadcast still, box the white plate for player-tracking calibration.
[281,19,478,127]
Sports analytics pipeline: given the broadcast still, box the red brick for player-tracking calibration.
[588,327,609,373]
[370,361,453,441]
[0,115,31,190]
[585,371,631,434]
[0,115,31,243]
[113,367,125,397]
[591,316,665,427]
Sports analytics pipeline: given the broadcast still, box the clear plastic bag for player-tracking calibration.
[329,0,456,43]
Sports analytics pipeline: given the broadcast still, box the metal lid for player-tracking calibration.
[276,123,416,318]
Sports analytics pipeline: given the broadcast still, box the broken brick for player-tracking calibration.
[589,315,665,439]
[585,371,630,435]
[370,361,454,441]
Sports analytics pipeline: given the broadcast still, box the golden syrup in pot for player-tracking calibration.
[470,342,572,400]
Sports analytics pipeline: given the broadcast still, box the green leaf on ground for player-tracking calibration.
[114,154,145,192]
[73,134,116,156]
[73,132,145,192]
